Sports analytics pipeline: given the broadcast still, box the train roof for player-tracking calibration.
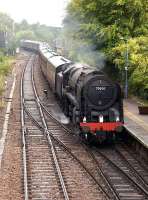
[21,40,41,45]
[39,43,51,50]
[48,55,71,68]
[40,48,58,58]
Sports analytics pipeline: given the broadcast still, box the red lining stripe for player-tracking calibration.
[80,122,123,132]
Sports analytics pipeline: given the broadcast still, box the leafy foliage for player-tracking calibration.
[0,12,61,96]
[15,20,61,47]
[0,12,16,54]
[0,12,14,32]
[0,53,14,95]
[0,13,61,51]
[111,36,148,98]
[63,0,148,99]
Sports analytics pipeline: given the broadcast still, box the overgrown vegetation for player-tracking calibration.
[0,12,61,50]
[0,4,147,100]
[0,52,14,95]
[63,0,148,100]
[0,12,61,98]
[15,20,61,47]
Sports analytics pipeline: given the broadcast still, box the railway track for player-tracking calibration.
[91,146,148,200]
[35,54,148,199]
[21,55,69,200]
[33,56,125,200]
[21,52,148,200]
[38,103,148,200]
[21,54,109,200]
[33,55,148,200]
[41,103,148,200]
[115,145,148,190]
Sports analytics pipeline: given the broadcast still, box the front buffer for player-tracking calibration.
[80,122,123,143]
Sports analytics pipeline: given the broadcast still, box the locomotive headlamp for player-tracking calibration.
[85,133,88,140]
[83,117,87,123]
[116,116,120,122]
[99,115,104,123]
[43,89,48,97]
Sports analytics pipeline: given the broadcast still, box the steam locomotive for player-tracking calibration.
[21,40,124,142]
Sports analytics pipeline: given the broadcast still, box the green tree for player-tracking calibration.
[15,30,37,42]
[0,12,14,32]
[15,21,61,46]
[0,12,15,54]
[63,0,148,99]
[65,0,148,48]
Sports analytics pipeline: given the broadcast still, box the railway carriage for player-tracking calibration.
[20,40,40,52]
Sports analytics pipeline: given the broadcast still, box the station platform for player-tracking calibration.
[124,99,148,148]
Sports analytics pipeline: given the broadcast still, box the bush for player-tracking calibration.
[0,54,14,96]
[0,75,4,95]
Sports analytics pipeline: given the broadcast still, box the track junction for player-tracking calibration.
[20,52,148,200]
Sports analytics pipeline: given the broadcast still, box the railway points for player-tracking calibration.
[33,53,148,199]
[21,40,124,144]
[21,53,109,200]
[0,47,148,200]
[0,1,147,199]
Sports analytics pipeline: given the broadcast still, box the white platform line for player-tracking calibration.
[0,73,16,169]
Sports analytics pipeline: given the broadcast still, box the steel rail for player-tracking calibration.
[20,56,31,200]
[94,148,148,197]
[82,145,120,200]
[39,103,120,199]
[38,92,148,199]
[41,104,121,199]
[40,102,72,134]
[114,146,148,190]
[119,143,148,175]
[33,55,148,199]
[39,88,148,199]
[31,63,118,199]
[31,58,70,200]
[21,53,113,200]
[24,101,111,199]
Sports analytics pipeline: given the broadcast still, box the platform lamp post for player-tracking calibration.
[125,45,128,99]
[120,37,129,99]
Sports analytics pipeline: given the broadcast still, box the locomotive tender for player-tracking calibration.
[21,40,124,142]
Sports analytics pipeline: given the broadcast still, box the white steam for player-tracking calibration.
[57,17,106,69]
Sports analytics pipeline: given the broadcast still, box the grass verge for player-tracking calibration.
[0,56,15,108]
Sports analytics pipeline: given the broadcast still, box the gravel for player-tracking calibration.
[0,52,29,200]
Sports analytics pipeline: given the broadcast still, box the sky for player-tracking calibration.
[0,0,70,27]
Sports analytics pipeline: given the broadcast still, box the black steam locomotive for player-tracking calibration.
[21,40,124,142]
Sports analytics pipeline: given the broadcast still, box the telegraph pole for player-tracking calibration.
[120,36,129,98]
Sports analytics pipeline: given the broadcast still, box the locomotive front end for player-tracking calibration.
[80,71,124,142]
